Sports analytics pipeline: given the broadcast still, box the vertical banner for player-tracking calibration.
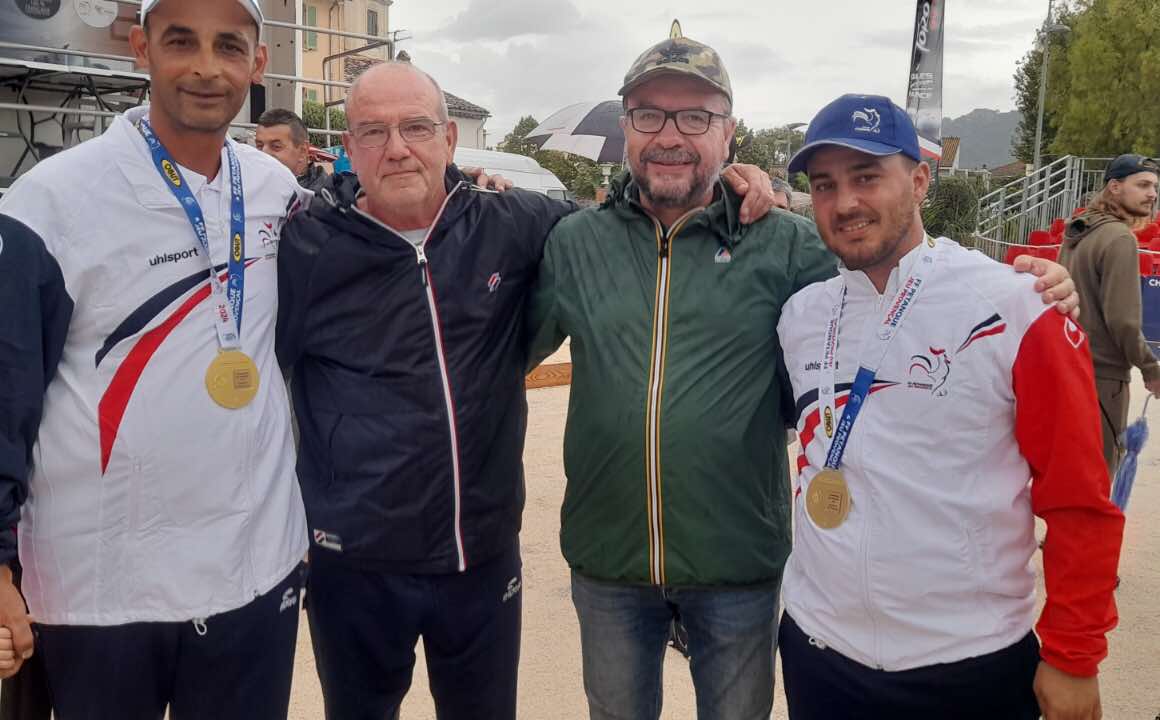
[906,0,945,162]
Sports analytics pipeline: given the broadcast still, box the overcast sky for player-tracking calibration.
[389,0,1050,144]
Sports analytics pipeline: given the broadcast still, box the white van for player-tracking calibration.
[453,147,570,201]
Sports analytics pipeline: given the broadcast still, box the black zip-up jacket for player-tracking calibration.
[277,167,573,573]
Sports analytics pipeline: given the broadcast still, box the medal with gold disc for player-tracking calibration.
[137,118,259,411]
[810,239,940,530]
[205,349,260,409]
[806,468,852,529]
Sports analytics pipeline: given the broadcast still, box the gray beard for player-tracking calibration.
[636,166,719,209]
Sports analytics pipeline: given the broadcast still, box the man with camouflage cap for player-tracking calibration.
[527,24,836,719]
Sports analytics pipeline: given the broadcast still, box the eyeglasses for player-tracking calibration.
[625,107,728,135]
[350,118,444,148]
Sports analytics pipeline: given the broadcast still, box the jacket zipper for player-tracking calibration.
[642,209,699,585]
[355,183,470,572]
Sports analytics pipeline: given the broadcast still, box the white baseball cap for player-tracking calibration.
[140,0,264,28]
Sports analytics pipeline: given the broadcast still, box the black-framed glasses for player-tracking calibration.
[625,107,728,135]
[351,118,444,148]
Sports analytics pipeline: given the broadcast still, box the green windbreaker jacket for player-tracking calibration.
[528,174,836,587]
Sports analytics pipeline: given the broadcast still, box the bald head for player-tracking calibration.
[347,61,450,126]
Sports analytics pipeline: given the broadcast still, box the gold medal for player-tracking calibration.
[806,468,852,529]
[205,350,260,409]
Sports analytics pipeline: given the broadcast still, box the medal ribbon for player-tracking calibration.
[819,238,940,470]
[137,118,247,350]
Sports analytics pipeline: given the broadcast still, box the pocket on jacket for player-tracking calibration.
[317,411,432,561]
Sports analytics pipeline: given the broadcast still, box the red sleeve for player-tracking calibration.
[1013,311,1125,677]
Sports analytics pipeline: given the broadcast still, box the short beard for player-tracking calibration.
[632,147,718,209]
[834,198,916,272]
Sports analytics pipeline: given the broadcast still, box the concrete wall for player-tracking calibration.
[454,117,488,150]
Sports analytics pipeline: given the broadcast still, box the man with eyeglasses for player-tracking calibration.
[275,59,777,719]
[1060,154,1160,478]
[525,30,1079,719]
[523,29,833,719]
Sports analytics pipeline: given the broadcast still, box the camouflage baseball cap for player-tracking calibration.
[618,21,732,104]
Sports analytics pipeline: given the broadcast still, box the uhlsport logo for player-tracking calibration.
[488,272,502,293]
[908,346,950,396]
[714,246,732,264]
[149,247,200,267]
[161,159,182,187]
[852,108,881,134]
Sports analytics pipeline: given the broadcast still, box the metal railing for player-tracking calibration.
[973,155,1111,261]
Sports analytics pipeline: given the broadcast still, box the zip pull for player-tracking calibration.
[659,235,670,258]
[416,246,429,286]
[192,618,208,636]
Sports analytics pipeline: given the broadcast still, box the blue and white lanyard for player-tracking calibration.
[137,118,247,350]
[819,238,940,470]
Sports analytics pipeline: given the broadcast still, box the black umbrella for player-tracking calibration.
[526,100,624,164]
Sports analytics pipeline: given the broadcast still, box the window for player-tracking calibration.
[305,88,319,103]
[367,9,379,37]
[304,3,318,50]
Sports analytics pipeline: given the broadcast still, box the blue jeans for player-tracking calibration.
[571,572,780,720]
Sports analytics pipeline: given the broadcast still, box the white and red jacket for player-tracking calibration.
[0,106,308,625]
[778,237,1124,677]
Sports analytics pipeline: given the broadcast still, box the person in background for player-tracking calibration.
[772,176,794,210]
[1059,154,1160,478]
[256,107,329,192]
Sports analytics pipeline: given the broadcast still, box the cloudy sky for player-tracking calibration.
[389,0,1050,144]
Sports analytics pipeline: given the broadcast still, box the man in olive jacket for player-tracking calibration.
[526,29,836,719]
[1060,154,1160,477]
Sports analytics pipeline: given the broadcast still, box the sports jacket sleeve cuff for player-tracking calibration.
[1040,644,1101,678]
[1141,361,1160,383]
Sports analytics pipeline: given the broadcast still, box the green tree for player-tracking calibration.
[733,121,806,172]
[301,100,347,148]
[1050,0,1160,156]
[1010,5,1078,164]
[921,176,986,244]
[497,115,541,157]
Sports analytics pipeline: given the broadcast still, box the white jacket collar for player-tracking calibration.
[837,235,932,299]
[113,106,230,208]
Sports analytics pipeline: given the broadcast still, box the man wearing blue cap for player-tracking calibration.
[776,94,1123,720]
[0,0,308,717]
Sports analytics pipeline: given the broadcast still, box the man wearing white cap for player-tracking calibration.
[0,0,308,717]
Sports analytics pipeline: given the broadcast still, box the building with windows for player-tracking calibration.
[300,0,393,105]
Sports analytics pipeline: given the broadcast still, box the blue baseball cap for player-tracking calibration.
[788,94,921,175]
